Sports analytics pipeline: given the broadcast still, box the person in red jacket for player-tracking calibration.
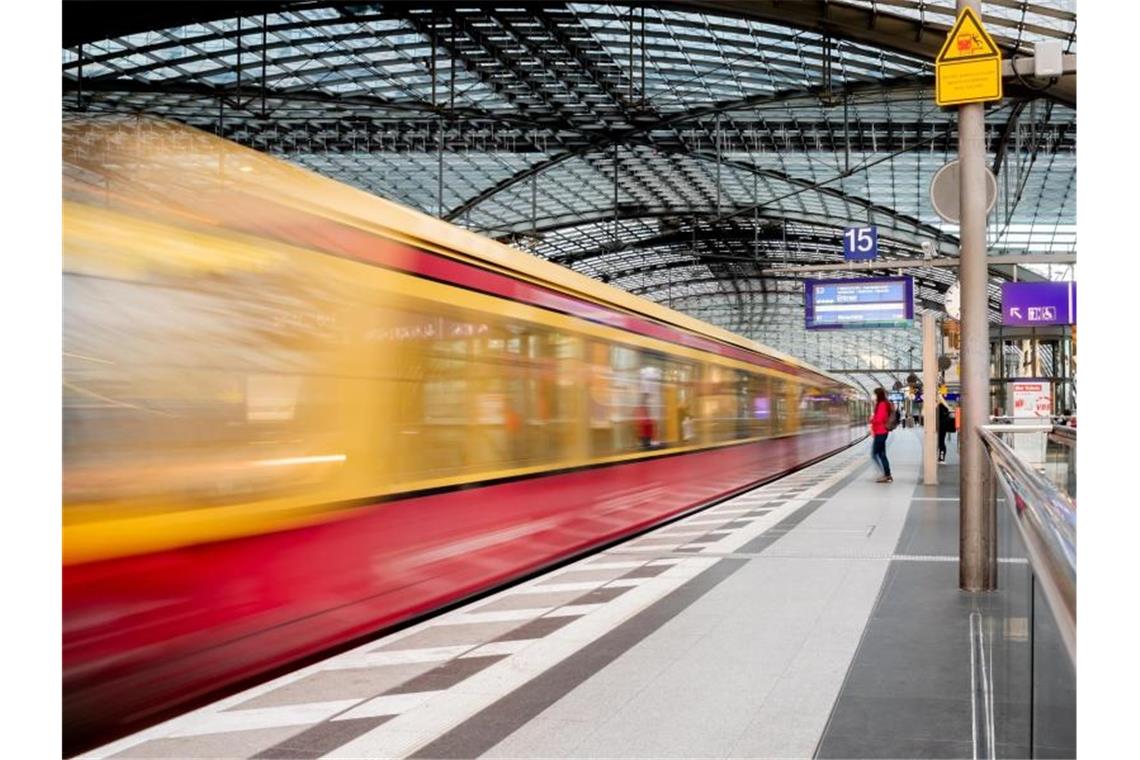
[869,387,893,483]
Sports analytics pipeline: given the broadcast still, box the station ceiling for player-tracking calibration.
[62,1,1077,392]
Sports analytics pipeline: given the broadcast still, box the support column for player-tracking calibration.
[957,0,997,591]
[923,314,938,485]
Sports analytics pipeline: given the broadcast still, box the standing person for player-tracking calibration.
[937,394,953,463]
[869,388,893,483]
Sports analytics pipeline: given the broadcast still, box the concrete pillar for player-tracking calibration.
[923,315,938,485]
[957,0,997,591]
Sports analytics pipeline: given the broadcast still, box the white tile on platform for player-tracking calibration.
[464,639,536,658]
[604,577,644,587]
[164,700,362,738]
[578,560,648,569]
[332,691,436,721]
[456,608,553,623]
[550,603,607,617]
[319,645,473,670]
[524,580,611,594]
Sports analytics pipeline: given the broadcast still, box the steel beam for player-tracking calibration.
[664,0,1075,106]
[763,253,1075,275]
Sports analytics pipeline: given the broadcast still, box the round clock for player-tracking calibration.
[944,280,962,320]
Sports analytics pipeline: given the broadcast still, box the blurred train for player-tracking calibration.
[63,119,870,751]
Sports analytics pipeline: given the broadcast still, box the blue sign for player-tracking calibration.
[843,225,878,261]
[804,276,915,330]
[1001,282,1076,326]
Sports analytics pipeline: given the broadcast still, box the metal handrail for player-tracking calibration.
[984,424,1053,433]
[1049,424,1077,445]
[978,425,1076,665]
[990,415,1076,425]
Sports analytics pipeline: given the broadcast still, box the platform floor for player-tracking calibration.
[85,429,1041,760]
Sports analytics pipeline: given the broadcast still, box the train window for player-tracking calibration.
[63,273,348,514]
[733,370,752,440]
[637,351,666,449]
[770,377,787,435]
[587,341,635,457]
[390,305,581,483]
[697,363,732,443]
[615,343,640,454]
[545,332,582,461]
[662,359,697,446]
[747,373,773,438]
[586,340,615,456]
[478,323,576,472]
[803,386,830,431]
[588,343,678,457]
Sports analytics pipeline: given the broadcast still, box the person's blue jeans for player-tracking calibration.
[872,433,891,477]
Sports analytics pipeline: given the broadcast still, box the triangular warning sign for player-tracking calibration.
[937,7,1001,62]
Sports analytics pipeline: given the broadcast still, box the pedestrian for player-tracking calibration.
[869,388,893,483]
[937,393,953,463]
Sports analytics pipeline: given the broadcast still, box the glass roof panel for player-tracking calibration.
[61,1,1076,375]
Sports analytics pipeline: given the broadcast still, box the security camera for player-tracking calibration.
[921,240,936,260]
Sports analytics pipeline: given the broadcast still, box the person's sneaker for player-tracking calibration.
[876,475,892,483]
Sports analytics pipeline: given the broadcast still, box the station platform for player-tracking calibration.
[81,430,1058,759]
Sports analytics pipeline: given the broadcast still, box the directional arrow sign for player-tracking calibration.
[935,7,1003,107]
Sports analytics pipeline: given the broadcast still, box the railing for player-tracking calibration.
[1048,424,1076,445]
[978,425,1076,664]
[1046,425,1077,501]
[977,424,1076,759]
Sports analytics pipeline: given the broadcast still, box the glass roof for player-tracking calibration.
[61,1,1076,381]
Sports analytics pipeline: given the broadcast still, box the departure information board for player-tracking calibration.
[804,276,914,330]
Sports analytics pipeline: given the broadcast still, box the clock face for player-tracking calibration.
[945,281,961,320]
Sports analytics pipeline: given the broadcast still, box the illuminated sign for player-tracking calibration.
[804,276,915,330]
[1001,282,1075,326]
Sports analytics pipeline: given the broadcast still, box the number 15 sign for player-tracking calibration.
[843,225,878,261]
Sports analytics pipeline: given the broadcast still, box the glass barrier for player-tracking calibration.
[1044,426,1076,501]
[979,425,1076,759]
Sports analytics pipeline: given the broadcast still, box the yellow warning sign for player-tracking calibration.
[937,7,1000,62]
[937,58,1002,105]
[935,7,1002,107]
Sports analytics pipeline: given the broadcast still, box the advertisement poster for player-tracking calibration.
[1011,381,1052,464]
[1011,381,1052,419]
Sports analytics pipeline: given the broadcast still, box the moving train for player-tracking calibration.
[63,119,870,751]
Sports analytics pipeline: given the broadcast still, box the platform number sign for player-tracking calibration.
[843,225,878,261]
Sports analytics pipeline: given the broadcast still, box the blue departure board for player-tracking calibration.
[804,276,914,330]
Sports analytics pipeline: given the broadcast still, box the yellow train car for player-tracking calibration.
[62,119,869,751]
